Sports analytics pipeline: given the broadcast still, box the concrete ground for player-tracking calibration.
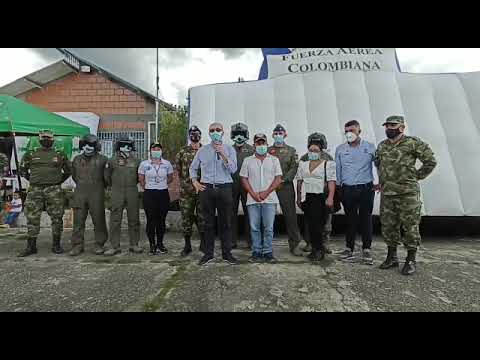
[0,228,479,312]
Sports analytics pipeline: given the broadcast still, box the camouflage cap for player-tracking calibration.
[383,115,405,126]
[39,130,54,139]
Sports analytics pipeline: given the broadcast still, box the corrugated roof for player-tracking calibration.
[0,49,175,111]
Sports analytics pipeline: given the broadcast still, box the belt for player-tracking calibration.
[342,182,373,189]
[203,183,232,189]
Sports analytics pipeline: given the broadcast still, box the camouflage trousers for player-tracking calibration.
[25,184,64,239]
[179,190,204,238]
[380,193,422,251]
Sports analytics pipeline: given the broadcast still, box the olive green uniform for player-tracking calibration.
[71,153,109,249]
[105,154,141,249]
[268,144,301,251]
[19,148,71,240]
[232,143,255,246]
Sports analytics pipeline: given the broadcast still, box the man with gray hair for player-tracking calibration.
[190,122,239,266]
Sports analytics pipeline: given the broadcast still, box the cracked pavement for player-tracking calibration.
[0,228,479,312]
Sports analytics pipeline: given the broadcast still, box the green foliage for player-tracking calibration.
[157,105,188,163]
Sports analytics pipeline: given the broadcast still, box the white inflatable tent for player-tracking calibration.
[188,49,480,217]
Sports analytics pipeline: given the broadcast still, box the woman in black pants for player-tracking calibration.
[138,142,174,255]
[296,142,337,261]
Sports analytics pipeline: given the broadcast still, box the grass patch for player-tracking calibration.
[143,265,187,312]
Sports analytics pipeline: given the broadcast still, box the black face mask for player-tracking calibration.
[40,139,54,148]
[190,134,201,143]
[386,128,401,139]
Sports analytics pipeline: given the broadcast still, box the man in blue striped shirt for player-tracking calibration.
[335,120,378,265]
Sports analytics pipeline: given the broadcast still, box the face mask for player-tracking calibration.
[190,134,201,143]
[233,135,247,145]
[120,146,131,157]
[40,139,53,149]
[83,144,95,156]
[345,132,358,143]
[255,145,268,156]
[308,152,320,161]
[151,150,162,160]
[273,135,285,145]
[386,128,401,139]
[210,132,223,143]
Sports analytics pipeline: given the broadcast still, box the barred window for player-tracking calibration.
[97,131,147,160]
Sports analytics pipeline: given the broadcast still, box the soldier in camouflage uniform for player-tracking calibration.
[375,115,437,275]
[18,130,72,257]
[268,124,303,256]
[104,136,142,256]
[69,134,109,256]
[175,125,205,257]
[299,132,333,254]
[0,152,9,218]
[231,123,255,249]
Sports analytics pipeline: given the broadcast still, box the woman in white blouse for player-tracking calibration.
[296,142,337,262]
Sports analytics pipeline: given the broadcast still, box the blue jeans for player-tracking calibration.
[247,203,276,255]
[5,212,20,226]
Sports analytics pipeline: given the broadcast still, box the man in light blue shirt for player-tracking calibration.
[189,122,238,266]
[335,120,378,265]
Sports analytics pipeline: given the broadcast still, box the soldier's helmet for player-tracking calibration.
[39,129,54,140]
[308,132,328,150]
[115,135,136,152]
[79,134,101,152]
[188,125,202,135]
[231,122,249,140]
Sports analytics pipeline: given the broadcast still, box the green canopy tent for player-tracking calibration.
[0,95,90,195]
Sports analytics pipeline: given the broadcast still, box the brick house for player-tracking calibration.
[0,49,181,201]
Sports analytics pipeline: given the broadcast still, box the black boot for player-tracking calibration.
[181,236,192,257]
[379,247,399,269]
[18,238,37,257]
[401,250,417,275]
[52,235,64,254]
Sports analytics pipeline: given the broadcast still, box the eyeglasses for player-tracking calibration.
[209,128,222,133]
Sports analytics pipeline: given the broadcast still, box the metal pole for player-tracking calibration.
[155,48,159,141]
[11,133,24,207]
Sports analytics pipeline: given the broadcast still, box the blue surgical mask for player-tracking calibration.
[151,150,162,160]
[274,135,285,145]
[210,132,223,143]
[256,145,268,156]
[233,135,246,145]
[308,152,320,161]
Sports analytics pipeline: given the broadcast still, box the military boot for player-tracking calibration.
[52,235,64,254]
[69,245,84,257]
[401,250,417,276]
[180,236,192,257]
[290,244,303,257]
[94,245,105,255]
[379,247,399,269]
[17,238,37,257]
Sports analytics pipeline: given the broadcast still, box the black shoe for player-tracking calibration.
[52,237,64,254]
[311,250,325,262]
[156,244,168,254]
[223,254,239,265]
[379,247,399,269]
[198,255,215,266]
[248,253,263,263]
[180,247,192,257]
[18,238,37,257]
[263,253,278,264]
[231,244,238,250]
[401,250,417,275]
[148,242,156,256]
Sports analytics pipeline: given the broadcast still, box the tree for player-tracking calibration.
[158,105,188,163]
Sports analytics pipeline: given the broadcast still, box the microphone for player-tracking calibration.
[215,141,222,160]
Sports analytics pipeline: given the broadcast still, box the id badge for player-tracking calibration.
[155,177,161,183]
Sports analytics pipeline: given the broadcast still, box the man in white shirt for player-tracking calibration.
[240,134,283,263]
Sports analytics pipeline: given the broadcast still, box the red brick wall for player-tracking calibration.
[18,71,153,116]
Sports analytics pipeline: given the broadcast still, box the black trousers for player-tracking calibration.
[303,193,327,252]
[143,189,170,244]
[342,183,375,251]
[199,184,233,258]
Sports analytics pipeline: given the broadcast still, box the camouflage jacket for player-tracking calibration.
[232,143,255,183]
[0,152,8,177]
[268,144,299,184]
[375,135,437,196]
[20,148,71,186]
[175,144,201,194]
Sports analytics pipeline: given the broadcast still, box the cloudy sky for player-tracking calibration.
[0,48,479,105]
